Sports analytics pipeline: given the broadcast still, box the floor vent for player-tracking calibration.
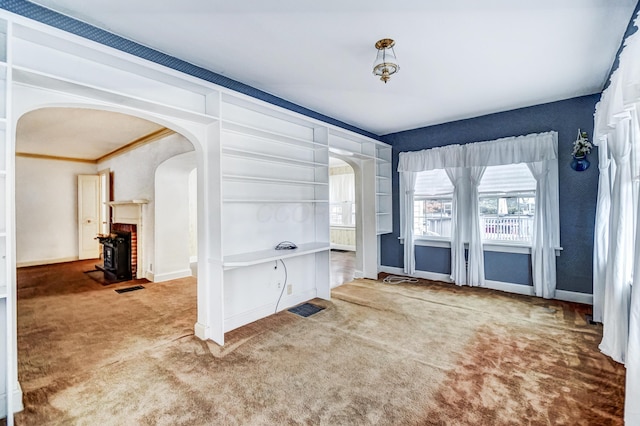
[115,285,145,294]
[288,303,325,318]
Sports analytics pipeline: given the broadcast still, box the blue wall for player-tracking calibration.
[380,94,600,294]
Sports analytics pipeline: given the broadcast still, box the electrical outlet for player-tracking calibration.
[287,284,293,295]
[277,281,281,289]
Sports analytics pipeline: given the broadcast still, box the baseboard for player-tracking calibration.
[378,266,452,283]
[484,280,534,296]
[152,269,193,283]
[330,244,355,251]
[555,289,593,305]
[194,322,209,340]
[377,266,593,304]
[145,271,154,281]
[354,270,364,279]
[0,383,24,417]
[17,256,79,268]
[224,289,316,333]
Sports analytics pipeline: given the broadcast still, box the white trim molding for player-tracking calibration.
[0,384,24,418]
[378,266,593,305]
[17,256,80,268]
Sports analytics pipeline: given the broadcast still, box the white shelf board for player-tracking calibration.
[223,199,329,203]
[223,242,330,269]
[222,147,326,168]
[223,174,327,186]
[376,192,391,196]
[222,120,322,150]
[376,212,392,216]
[0,284,6,298]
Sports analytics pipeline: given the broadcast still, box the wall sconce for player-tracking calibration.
[373,38,399,83]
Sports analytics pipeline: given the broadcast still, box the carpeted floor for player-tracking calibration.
[12,260,625,425]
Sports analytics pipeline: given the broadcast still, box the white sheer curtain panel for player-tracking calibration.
[600,115,634,364]
[401,171,417,274]
[446,167,468,285]
[627,183,640,424]
[591,10,640,421]
[329,173,355,203]
[592,137,611,323]
[468,166,486,286]
[527,161,557,298]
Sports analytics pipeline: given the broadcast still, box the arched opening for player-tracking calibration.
[329,156,356,287]
[13,106,203,410]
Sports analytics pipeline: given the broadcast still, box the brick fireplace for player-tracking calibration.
[111,223,137,276]
[109,200,148,279]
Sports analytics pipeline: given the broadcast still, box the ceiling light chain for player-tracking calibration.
[373,38,399,83]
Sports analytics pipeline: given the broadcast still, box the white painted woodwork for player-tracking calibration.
[77,174,100,260]
[0,10,392,419]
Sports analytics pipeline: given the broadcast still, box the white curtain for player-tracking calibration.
[592,137,611,323]
[527,161,556,299]
[627,179,640,424]
[401,171,417,274]
[599,116,634,364]
[468,166,486,286]
[445,167,468,285]
[398,132,558,292]
[329,172,355,204]
[591,9,640,422]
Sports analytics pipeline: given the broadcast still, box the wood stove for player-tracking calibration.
[96,232,132,282]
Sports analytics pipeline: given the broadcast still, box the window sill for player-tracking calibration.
[401,237,562,256]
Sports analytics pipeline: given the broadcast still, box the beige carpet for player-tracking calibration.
[13,261,625,425]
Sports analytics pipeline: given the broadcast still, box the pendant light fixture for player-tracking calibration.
[373,38,399,83]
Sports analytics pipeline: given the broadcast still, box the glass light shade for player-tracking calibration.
[372,39,399,83]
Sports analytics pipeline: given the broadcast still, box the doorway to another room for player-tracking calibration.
[329,157,356,287]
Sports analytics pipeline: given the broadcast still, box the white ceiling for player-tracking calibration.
[17,108,165,160]
[24,0,638,138]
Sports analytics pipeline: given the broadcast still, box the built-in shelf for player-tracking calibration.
[0,284,6,299]
[108,199,149,205]
[223,199,329,203]
[223,174,327,186]
[222,147,325,168]
[222,120,323,150]
[377,212,392,216]
[223,242,330,269]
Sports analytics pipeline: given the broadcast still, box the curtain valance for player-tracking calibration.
[398,131,557,172]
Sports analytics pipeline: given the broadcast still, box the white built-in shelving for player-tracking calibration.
[216,95,332,340]
[375,145,393,234]
[0,10,394,406]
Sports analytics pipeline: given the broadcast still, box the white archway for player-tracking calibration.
[154,151,197,282]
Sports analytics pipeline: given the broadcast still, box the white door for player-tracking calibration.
[78,175,100,259]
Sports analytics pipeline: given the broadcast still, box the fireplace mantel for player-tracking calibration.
[109,200,148,278]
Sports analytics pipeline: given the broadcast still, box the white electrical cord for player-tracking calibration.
[382,275,419,285]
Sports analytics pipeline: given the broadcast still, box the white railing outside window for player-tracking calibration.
[481,215,533,242]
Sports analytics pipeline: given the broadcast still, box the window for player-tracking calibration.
[413,163,536,244]
[479,194,534,242]
[478,163,536,243]
[414,198,452,237]
[413,168,454,239]
[330,201,355,226]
